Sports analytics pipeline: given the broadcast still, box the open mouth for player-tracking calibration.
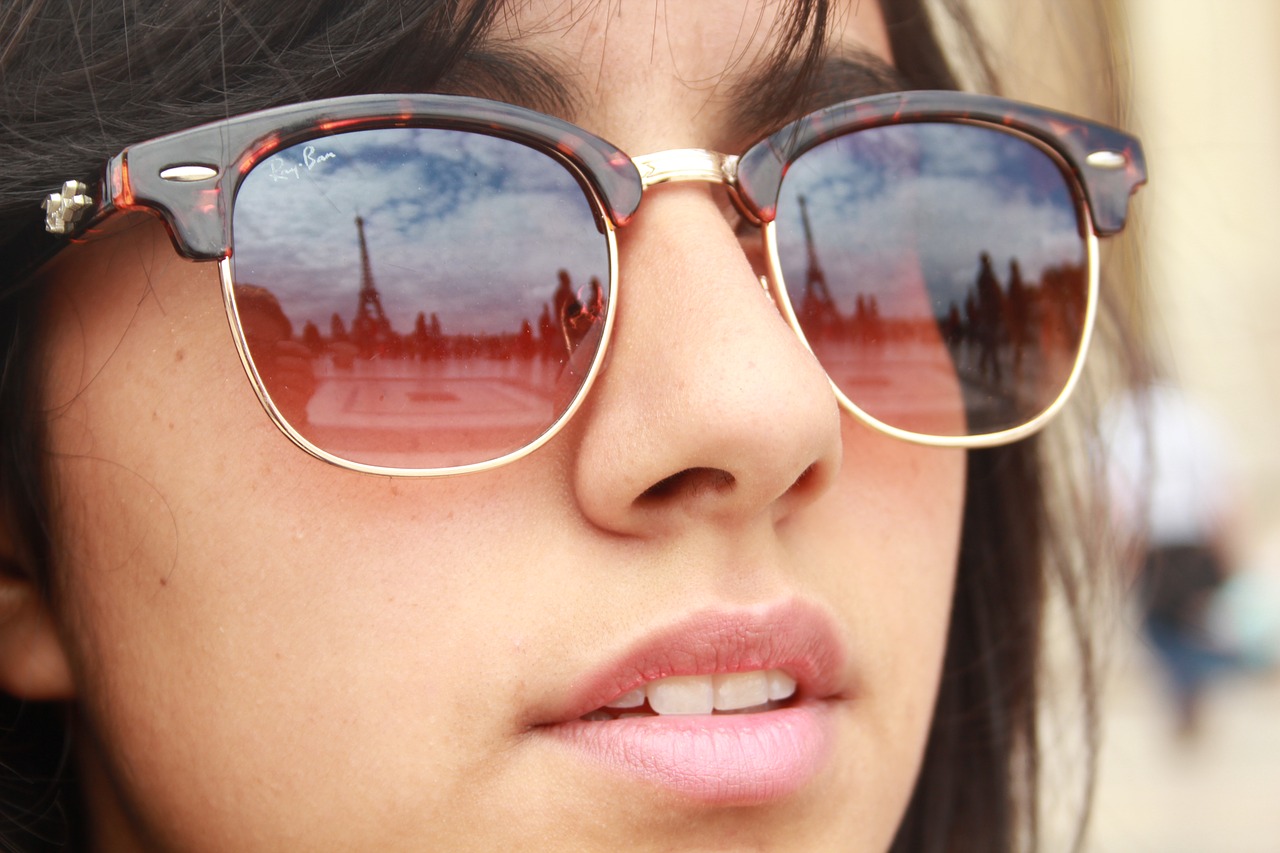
[579,669,797,720]
[543,604,844,803]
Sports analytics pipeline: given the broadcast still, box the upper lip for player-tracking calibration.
[532,599,850,725]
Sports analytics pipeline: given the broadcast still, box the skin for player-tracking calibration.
[0,1,966,850]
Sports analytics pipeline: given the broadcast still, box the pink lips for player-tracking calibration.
[538,600,848,805]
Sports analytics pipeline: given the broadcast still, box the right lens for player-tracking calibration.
[228,127,611,471]
[774,121,1089,440]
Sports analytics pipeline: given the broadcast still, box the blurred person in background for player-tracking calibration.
[1102,380,1245,739]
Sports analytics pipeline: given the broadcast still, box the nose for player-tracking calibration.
[569,181,844,537]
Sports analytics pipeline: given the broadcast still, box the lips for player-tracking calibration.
[534,600,849,805]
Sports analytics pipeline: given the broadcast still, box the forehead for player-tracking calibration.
[473,0,893,147]
[491,0,890,79]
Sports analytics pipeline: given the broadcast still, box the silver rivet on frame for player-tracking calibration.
[160,165,219,182]
[1085,150,1128,170]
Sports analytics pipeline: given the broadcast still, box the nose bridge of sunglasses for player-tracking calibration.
[631,149,766,231]
[632,149,738,190]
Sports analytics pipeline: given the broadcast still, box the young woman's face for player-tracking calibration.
[34,1,965,849]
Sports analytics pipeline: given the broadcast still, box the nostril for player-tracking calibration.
[792,463,820,494]
[785,456,842,505]
[637,467,736,505]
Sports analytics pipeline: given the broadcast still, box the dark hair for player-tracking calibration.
[0,1,1124,850]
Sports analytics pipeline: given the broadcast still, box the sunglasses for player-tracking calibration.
[40,90,1145,476]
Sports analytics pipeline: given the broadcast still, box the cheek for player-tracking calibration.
[50,423,577,845]
[789,423,963,841]
[806,420,964,655]
[38,228,575,845]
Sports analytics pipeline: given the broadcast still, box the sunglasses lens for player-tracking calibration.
[774,122,1089,439]
[229,127,610,470]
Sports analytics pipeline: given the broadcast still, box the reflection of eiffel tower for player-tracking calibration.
[797,195,838,327]
[352,215,393,353]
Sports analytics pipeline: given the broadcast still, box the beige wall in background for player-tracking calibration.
[1125,0,1280,564]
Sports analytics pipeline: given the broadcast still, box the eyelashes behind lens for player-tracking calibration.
[224,115,1096,473]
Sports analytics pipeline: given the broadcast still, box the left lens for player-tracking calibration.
[773,121,1089,440]
[229,127,611,471]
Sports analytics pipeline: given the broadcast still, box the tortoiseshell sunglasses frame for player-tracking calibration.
[37,90,1147,475]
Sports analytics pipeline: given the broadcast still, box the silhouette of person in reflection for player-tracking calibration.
[942,303,964,349]
[563,276,605,350]
[1005,259,1031,376]
[412,312,430,360]
[234,285,317,427]
[551,268,583,357]
[537,303,557,361]
[545,268,605,361]
[973,251,1005,381]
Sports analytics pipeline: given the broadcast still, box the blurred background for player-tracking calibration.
[1092,3,1280,850]
[1094,3,1280,852]
[956,1,1280,849]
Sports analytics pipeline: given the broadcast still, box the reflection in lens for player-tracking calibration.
[230,127,610,469]
[775,122,1087,438]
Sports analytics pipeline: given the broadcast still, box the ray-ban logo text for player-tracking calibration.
[268,146,337,182]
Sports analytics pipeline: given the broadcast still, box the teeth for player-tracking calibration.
[713,670,769,711]
[767,670,797,701]
[604,687,645,709]
[600,669,797,717]
[648,675,714,715]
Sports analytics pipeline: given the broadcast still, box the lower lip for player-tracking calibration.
[547,703,834,805]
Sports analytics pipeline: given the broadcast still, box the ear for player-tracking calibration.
[0,527,74,701]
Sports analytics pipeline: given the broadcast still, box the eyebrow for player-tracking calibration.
[730,51,909,136]
[433,47,580,118]
[435,46,908,143]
